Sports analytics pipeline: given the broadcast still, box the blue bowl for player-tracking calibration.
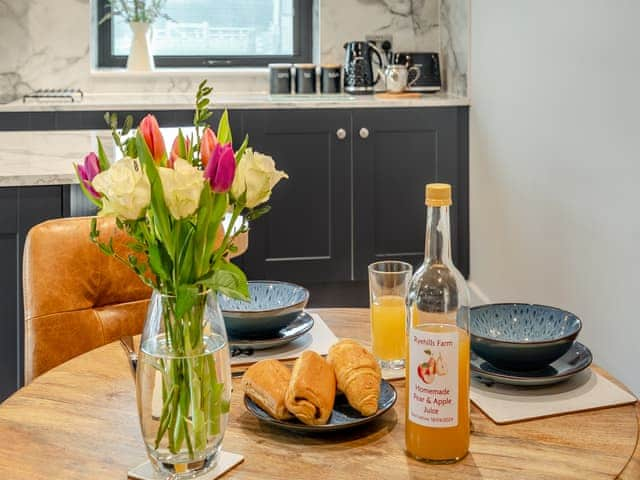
[470,303,582,370]
[218,281,309,338]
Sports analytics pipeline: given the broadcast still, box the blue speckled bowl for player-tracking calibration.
[218,281,309,338]
[470,303,582,370]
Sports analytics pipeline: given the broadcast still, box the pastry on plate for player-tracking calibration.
[241,359,293,420]
[285,351,336,425]
[327,339,381,416]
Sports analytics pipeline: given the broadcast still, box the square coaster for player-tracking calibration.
[128,451,244,480]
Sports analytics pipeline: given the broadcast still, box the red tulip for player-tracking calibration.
[200,127,218,167]
[204,143,235,193]
[169,135,191,168]
[139,114,166,165]
[74,152,102,199]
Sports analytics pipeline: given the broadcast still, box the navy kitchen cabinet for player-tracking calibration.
[240,110,351,283]
[352,107,469,280]
[239,107,469,288]
[0,186,68,400]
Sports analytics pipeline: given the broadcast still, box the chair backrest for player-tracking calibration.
[23,217,151,384]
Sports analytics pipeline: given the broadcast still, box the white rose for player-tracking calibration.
[92,157,150,220]
[231,148,288,209]
[158,158,204,219]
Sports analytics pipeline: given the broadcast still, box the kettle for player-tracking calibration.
[343,41,384,94]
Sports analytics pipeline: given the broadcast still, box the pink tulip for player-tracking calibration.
[204,143,235,193]
[169,135,191,168]
[75,152,101,199]
[200,127,218,167]
[139,114,166,165]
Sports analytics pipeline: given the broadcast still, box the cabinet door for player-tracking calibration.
[241,110,351,283]
[353,107,469,280]
[0,186,65,400]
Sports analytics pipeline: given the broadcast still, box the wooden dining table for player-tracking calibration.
[0,308,637,479]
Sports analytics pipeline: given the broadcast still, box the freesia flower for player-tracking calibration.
[200,127,218,167]
[92,157,151,220]
[74,152,102,200]
[169,135,191,168]
[204,143,235,193]
[139,114,166,165]
[231,148,288,208]
[158,158,204,219]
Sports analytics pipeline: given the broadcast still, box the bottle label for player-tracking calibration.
[408,328,459,428]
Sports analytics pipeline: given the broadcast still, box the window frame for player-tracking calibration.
[97,0,313,68]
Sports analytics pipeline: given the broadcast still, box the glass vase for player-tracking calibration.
[136,290,232,479]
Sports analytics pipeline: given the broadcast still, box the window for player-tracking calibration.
[97,0,312,67]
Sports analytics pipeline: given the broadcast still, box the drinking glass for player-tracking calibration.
[368,261,413,371]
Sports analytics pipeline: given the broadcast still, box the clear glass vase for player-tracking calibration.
[136,290,232,479]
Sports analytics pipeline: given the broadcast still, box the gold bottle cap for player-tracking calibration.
[425,183,452,206]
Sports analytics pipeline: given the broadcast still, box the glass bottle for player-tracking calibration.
[405,183,470,463]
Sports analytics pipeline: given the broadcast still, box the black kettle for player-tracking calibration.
[343,41,383,94]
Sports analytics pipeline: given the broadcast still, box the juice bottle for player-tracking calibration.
[371,295,406,361]
[405,183,470,463]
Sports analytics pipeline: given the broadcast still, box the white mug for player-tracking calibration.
[384,64,421,93]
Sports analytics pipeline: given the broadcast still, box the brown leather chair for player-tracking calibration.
[23,217,151,384]
[23,216,248,384]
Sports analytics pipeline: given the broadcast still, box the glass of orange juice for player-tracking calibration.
[368,261,413,371]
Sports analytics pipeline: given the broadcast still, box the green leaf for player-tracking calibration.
[193,187,213,278]
[121,115,133,135]
[148,241,171,281]
[96,137,110,171]
[246,204,271,222]
[204,193,228,261]
[136,131,174,257]
[234,134,249,165]
[175,284,199,321]
[177,222,196,283]
[90,217,99,241]
[216,110,232,145]
[203,260,249,300]
[125,137,137,158]
[177,128,187,160]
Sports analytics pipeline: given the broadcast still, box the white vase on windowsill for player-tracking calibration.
[127,21,154,71]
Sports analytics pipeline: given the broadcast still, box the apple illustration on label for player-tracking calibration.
[417,349,447,384]
[417,356,436,384]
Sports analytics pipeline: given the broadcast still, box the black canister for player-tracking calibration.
[320,65,342,94]
[269,64,292,94]
[294,64,317,94]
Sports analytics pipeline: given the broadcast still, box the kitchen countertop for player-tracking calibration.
[0,91,470,112]
[0,130,112,187]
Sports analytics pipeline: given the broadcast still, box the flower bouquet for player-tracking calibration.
[74,81,287,477]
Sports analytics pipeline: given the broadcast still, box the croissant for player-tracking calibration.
[285,351,336,425]
[327,339,381,416]
[241,359,293,420]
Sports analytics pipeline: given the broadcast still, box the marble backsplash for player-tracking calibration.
[0,0,468,104]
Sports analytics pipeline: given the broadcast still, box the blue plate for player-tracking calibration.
[471,341,593,386]
[244,380,397,433]
[229,311,314,351]
[220,281,309,338]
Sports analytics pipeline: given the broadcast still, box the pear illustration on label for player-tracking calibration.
[417,349,447,385]
[435,352,447,376]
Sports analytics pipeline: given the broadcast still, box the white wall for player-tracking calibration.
[470,0,640,394]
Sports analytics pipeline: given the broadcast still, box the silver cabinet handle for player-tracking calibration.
[336,128,347,140]
[359,127,370,139]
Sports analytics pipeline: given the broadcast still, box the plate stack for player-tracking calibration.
[219,281,313,353]
[470,304,592,386]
